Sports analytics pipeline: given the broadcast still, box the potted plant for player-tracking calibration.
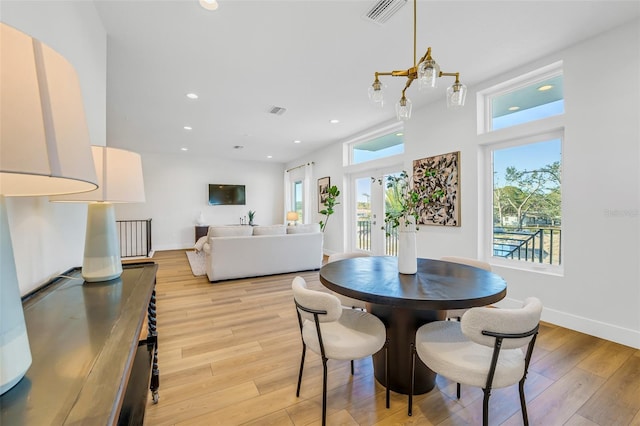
[319,185,340,232]
[373,170,443,274]
[247,210,256,226]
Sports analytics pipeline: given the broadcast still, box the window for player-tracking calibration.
[347,125,404,165]
[491,134,562,266]
[293,180,303,222]
[479,63,564,272]
[479,62,564,134]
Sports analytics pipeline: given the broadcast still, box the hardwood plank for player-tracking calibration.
[530,331,604,380]
[577,339,636,378]
[501,368,604,425]
[577,355,640,425]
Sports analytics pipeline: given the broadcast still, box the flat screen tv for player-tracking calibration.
[208,184,246,205]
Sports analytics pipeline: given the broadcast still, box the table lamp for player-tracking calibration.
[287,211,299,226]
[50,146,145,282]
[1,23,98,394]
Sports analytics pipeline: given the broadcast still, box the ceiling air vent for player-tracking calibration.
[268,106,287,116]
[363,0,407,25]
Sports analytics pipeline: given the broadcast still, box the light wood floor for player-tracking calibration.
[142,250,640,425]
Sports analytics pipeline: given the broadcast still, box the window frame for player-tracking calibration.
[477,63,565,275]
[477,61,564,135]
[343,122,404,167]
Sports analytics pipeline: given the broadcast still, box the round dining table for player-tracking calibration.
[319,256,507,394]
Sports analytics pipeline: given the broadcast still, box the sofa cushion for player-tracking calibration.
[287,223,321,234]
[252,225,286,236]
[208,226,253,237]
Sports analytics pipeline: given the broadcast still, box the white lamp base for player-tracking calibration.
[82,202,122,282]
[0,196,32,395]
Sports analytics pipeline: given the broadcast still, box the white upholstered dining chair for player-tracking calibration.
[440,256,492,320]
[326,252,371,310]
[292,276,389,426]
[408,297,543,426]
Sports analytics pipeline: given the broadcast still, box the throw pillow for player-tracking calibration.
[252,225,286,236]
[194,235,208,252]
[287,223,321,234]
[208,226,253,237]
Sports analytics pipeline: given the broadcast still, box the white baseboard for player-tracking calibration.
[495,297,640,349]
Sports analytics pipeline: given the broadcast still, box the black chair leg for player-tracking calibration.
[296,344,306,397]
[482,388,491,426]
[321,357,328,426]
[408,343,416,416]
[350,359,354,375]
[385,340,390,408]
[456,382,461,399]
[519,379,529,426]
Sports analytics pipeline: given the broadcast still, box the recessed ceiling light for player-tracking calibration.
[199,0,218,11]
[293,140,301,144]
[330,119,340,124]
[538,85,553,91]
[508,106,520,111]
[181,147,188,151]
[396,132,403,136]
[186,93,198,99]
[267,155,273,159]
[183,126,192,130]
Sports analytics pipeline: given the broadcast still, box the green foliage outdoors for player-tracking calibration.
[494,161,561,229]
[319,185,340,232]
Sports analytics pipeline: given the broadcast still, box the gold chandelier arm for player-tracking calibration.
[403,76,415,92]
[418,47,432,66]
[439,71,461,82]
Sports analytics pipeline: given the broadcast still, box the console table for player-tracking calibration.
[0,262,160,425]
[195,225,209,242]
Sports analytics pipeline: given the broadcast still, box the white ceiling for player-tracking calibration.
[94,0,639,163]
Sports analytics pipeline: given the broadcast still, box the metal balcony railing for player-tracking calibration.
[356,220,398,255]
[116,218,152,258]
[356,220,561,265]
[493,227,561,265]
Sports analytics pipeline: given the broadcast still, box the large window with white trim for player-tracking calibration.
[479,63,564,272]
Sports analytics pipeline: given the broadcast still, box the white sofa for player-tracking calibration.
[202,224,323,282]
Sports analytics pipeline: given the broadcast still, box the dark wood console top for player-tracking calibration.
[0,262,158,425]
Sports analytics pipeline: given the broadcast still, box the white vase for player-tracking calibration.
[397,219,417,274]
[196,211,206,226]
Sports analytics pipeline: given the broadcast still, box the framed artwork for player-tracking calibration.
[413,151,461,226]
[318,176,330,212]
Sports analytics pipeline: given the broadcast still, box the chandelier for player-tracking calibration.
[368,0,467,121]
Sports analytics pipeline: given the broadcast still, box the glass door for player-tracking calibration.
[349,167,402,255]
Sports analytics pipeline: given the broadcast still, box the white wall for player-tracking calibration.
[1,1,107,294]
[115,152,285,251]
[293,20,639,348]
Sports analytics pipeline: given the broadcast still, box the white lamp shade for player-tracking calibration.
[50,146,145,203]
[0,23,97,196]
[0,23,98,395]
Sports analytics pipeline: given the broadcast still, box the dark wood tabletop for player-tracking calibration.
[319,256,507,310]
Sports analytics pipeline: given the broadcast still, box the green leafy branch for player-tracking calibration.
[319,185,340,232]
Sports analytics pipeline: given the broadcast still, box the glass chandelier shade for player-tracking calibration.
[368,78,385,107]
[446,80,467,109]
[396,96,413,121]
[417,58,440,90]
